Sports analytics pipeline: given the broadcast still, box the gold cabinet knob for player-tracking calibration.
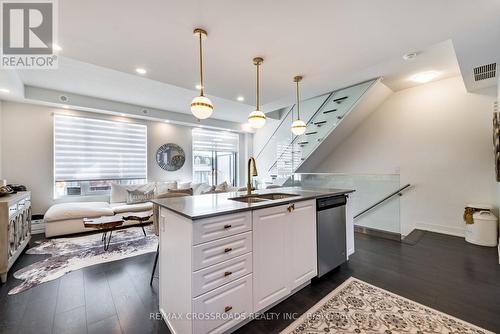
[224,271,232,277]
[224,306,233,313]
[224,247,232,253]
[223,224,232,229]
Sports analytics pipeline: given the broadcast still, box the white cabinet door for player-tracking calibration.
[346,194,355,257]
[158,210,167,318]
[287,200,317,290]
[252,204,290,312]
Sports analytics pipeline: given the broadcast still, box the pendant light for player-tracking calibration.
[248,57,266,129]
[291,75,307,135]
[191,28,213,120]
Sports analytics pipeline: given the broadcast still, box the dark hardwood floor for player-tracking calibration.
[1,231,499,334]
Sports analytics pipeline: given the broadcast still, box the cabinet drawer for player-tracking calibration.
[8,205,18,217]
[193,231,252,271]
[193,274,252,334]
[193,212,251,245]
[192,252,252,297]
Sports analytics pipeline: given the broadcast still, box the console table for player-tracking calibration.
[0,191,31,283]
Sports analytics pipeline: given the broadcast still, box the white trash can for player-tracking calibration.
[465,211,498,247]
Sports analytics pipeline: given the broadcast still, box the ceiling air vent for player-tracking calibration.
[473,63,496,81]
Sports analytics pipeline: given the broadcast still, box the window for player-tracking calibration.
[53,114,147,198]
[192,128,239,186]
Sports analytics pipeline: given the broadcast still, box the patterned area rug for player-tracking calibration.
[281,277,493,334]
[9,226,157,295]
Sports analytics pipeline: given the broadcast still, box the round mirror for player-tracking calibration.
[156,143,185,171]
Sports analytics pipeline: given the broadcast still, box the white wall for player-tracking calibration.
[315,76,497,236]
[0,100,2,179]
[498,78,500,214]
[0,101,247,214]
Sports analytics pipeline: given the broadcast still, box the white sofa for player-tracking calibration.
[43,181,240,237]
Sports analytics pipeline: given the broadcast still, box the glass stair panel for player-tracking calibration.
[257,93,330,181]
[293,80,374,167]
[256,79,376,186]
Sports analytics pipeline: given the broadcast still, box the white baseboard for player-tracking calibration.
[415,222,465,238]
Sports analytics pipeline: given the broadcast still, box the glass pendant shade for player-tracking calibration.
[191,95,213,119]
[291,119,307,135]
[248,109,266,129]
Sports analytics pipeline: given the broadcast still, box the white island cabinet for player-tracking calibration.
[252,200,316,312]
[158,193,353,334]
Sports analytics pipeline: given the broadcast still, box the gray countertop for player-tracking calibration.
[151,187,354,220]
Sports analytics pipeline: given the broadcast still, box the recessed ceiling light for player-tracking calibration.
[403,52,418,61]
[0,88,10,93]
[195,84,202,90]
[237,96,245,102]
[53,43,62,52]
[136,68,147,75]
[409,71,441,83]
[62,105,69,109]
[120,113,126,116]
[164,120,170,123]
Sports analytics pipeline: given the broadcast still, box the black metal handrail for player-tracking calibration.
[354,184,411,219]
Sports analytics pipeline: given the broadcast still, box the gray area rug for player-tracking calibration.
[281,277,493,334]
[9,226,157,295]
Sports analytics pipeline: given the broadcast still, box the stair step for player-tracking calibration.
[323,109,337,114]
[333,96,348,103]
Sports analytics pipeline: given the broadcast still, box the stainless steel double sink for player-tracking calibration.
[228,193,299,203]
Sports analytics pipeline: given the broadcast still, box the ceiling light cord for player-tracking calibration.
[256,62,260,111]
[198,31,204,96]
[296,80,300,120]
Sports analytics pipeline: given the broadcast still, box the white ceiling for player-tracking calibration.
[17,57,251,123]
[376,40,460,92]
[1,0,499,123]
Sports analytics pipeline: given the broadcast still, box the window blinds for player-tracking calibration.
[192,128,239,152]
[54,115,147,181]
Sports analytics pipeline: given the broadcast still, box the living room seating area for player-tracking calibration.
[43,180,244,237]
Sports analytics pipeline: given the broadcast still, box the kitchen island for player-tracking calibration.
[152,187,354,334]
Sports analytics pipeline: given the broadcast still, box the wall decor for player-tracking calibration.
[156,143,186,171]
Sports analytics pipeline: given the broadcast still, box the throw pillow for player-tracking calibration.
[201,186,228,194]
[194,183,212,195]
[111,183,155,203]
[215,181,229,192]
[126,188,155,204]
[201,186,216,194]
[178,181,192,190]
[155,181,178,195]
[167,188,193,196]
[155,192,191,199]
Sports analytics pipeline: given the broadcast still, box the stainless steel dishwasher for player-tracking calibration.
[317,195,347,277]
